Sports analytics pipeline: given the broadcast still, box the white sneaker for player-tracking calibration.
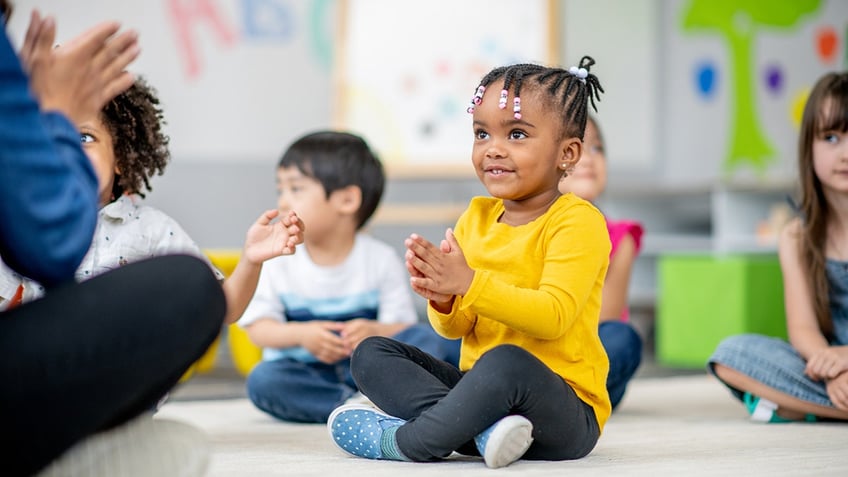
[37,414,210,477]
[473,415,533,469]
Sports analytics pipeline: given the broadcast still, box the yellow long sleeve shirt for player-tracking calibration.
[428,193,612,430]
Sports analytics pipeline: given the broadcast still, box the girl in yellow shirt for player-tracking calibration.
[328,57,611,469]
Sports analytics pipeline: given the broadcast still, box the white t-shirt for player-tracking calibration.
[239,233,416,363]
[0,194,221,309]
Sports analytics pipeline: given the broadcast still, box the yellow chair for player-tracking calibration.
[204,249,264,377]
[182,249,252,383]
[228,324,263,376]
[179,249,238,384]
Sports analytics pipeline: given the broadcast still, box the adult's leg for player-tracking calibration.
[247,358,356,423]
[709,334,848,420]
[599,320,642,409]
[0,255,224,476]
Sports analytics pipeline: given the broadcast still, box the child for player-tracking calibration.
[0,77,304,324]
[708,71,848,422]
[328,57,610,469]
[559,115,644,410]
[239,130,458,424]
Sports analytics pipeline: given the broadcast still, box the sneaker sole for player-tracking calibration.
[482,415,533,469]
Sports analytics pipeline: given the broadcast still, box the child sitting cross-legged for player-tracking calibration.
[559,115,644,410]
[239,130,459,424]
[327,58,611,469]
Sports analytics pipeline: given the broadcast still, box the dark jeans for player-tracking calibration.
[247,323,459,423]
[351,337,600,462]
[0,255,225,476]
[599,320,643,409]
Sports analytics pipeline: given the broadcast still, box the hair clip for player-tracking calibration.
[513,97,521,120]
[499,89,508,109]
[569,65,588,83]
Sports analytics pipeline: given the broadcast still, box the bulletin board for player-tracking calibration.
[335,0,558,175]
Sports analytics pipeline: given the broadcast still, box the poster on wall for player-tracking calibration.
[335,0,556,174]
[663,0,848,183]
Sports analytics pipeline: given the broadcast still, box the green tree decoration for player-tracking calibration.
[682,0,821,175]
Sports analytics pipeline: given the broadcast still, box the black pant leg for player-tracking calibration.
[0,255,225,476]
[351,336,463,420]
[394,344,600,462]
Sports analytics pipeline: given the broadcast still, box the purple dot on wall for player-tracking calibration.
[764,65,783,95]
[694,62,716,99]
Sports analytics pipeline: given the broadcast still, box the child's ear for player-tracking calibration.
[332,185,362,216]
[560,137,582,171]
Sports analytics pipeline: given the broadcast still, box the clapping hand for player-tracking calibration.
[404,228,474,311]
[243,210,304,265]
[21,10,139,126]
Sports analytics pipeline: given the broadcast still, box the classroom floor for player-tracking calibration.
[161,319,848,477]
[162,368,848,477]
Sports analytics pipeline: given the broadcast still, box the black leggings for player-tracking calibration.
[351,337,599,462]
[0,255,225,476]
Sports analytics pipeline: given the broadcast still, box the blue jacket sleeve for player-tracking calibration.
[0,27,98,287]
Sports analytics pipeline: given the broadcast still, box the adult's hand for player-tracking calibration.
[21,10,140,126]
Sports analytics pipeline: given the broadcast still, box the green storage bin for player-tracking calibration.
[657,254,788,368]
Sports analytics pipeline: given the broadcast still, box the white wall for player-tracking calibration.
[561,0,660,177]
[7,0,845,249]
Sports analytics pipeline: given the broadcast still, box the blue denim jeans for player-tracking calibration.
[246,323,459,423]
[599,321,643,410]
[709,334,833,407]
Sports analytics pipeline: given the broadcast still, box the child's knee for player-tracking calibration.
[476,344,535,381]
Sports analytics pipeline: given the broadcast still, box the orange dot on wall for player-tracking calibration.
[816,26,838,64]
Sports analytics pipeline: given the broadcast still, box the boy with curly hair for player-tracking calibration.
[0,77,304,324]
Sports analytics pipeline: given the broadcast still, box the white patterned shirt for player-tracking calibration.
[0,194,222,309]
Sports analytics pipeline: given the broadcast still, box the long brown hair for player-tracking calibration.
[796,71,848,338]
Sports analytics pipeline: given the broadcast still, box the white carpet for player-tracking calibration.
[157,374,848,476]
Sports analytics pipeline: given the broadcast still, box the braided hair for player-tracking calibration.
[468,56,603,141]
[100,77,170,200]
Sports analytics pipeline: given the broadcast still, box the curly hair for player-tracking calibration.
[100,77,170,199]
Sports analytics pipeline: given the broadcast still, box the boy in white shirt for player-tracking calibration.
[240,131,459,423]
